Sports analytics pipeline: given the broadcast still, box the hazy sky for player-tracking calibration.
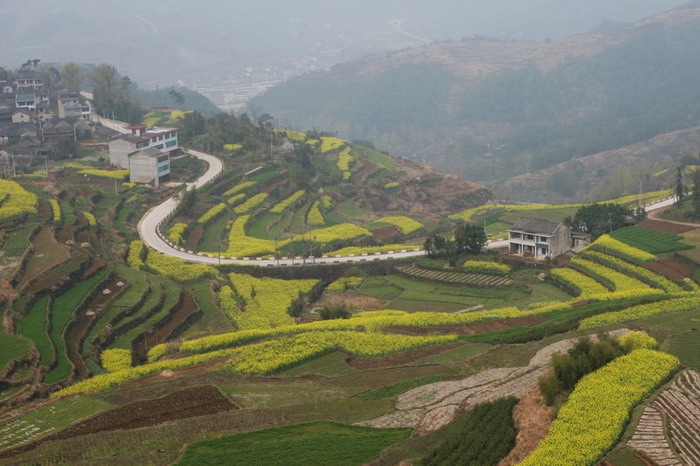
[0,0,688,86]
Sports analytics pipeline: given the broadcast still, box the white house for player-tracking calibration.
[508,217,571,259]
[108,125,177,186]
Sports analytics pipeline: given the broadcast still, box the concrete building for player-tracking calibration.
[58,93,91,119]
[508,217,571,260]
[108,125,177,186]
[14,74,43,90]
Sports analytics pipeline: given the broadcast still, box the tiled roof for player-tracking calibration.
[510,217,562,235]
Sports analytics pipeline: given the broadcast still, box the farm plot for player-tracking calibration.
[44,271,109,385]
[16,295,53,366]
[611,226,693,254]
[627,370,700,466]
[396,265,512,289]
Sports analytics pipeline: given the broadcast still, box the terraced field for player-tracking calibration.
[395,265,512,288]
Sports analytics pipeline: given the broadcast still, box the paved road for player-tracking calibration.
[116,109,676,266]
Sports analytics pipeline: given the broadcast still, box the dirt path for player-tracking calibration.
[647,206,700,228]
[498,385,554,465]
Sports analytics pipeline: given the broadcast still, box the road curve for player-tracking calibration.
[123,114,676,266]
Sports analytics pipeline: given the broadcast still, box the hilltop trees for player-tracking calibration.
[60,62,84,92]
[90,64,143,123]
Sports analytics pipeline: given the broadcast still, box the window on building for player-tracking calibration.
[526,234,534,240]
[158,164,169,173]
[510,232,521,239]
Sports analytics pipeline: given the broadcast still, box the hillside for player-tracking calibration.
[254,3,700,202]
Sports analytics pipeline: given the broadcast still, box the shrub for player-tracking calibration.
[319,303,352,320]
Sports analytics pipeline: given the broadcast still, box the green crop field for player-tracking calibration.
[176,422,411,466]
[611,226,693,254]
[0,329,30,374]
[16,295,53,365]
[44,271,108,384]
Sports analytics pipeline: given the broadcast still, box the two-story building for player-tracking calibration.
[14,74,43,91]
[58,93,91,119]
[108,125,178,187]
[508,217,571,260]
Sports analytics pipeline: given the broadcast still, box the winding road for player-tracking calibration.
[97,116,682,267]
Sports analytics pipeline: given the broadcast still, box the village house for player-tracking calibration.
[58,93,91,119]
[508,217,573,259]
[14,74,43,90]
[108,125,178,186]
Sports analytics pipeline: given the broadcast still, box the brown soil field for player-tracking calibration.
[637,219,696,234]
[315,291,390,312]
[184,226,203,251]
[0,386,236,460]
[134,291,199,358]
[36,199,52,222]
[498,385,553,465]
[384,316,549,336]
[647,258,693,280]
[67,276,126,378]
[346,342,464,369]
[16,227,72,290]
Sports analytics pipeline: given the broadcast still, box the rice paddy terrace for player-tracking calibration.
[1,129,699,465]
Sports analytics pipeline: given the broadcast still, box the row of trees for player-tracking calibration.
[423,224,487,259]
[564,202,643,238]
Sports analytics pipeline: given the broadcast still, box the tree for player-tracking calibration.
[455,224,487,254]
[169,89,185,105]
[60,62,84,91]
[91,64,121,117]
[675,166,686,204]
[49,136,78,159]
[566,203,632,238]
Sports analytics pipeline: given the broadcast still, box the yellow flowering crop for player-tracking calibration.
[197,203,227,224]
[328,244,420,256]
[579,295,700,329]
[520,349,680,466]
[0,180,37,221]
[586,234,657,264]
[234,193,268,214]
[127,240,145,270]
[320,136,346,153]
[83,211,97,226]
[101,348,132,372]
[224,144,243,151]
[270,190,305,213]
[581,250,684,293]
[146,249,217,282]
[307,201,325,226]
[216,331,457,375]
[227,273,318,330]
[550,268,610,298]
[167,223,188,245]
[463,261,511,276]
[49,199,61,223]
[223,181,256,197]
[384,181,400,189]
[570,258,650,292]
[147,344,168,363]
[226,193,245,206]
[78,169,129,180]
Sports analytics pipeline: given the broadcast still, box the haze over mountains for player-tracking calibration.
[254,3,700,203]
[0,0,686,88]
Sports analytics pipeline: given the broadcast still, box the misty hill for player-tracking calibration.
[0,0,686,87]
[253,4,700,202]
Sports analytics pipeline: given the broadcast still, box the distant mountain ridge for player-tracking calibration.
[253,3,700,203]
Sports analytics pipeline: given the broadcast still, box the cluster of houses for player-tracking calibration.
[0,73,97,161]
[1,73,178,187]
